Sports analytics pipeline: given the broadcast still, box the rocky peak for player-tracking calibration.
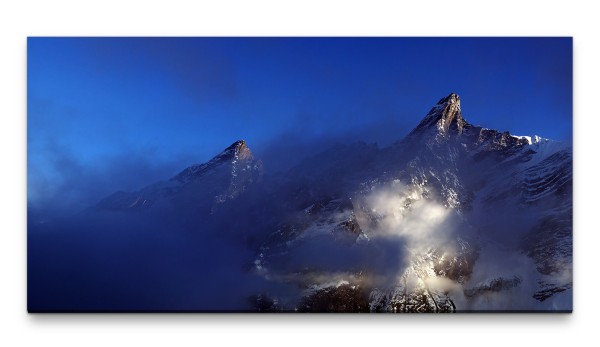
[221,140,253,160]
[409,92,468,136]
[172,139,256,184]
[437,92,460,106]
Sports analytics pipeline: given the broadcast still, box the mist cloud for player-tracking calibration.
[27,140,197,218]
[349,179,571,311]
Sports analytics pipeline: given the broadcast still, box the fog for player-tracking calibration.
[27,140,197,218]
[350,179,571,311]
[28,209,300,311]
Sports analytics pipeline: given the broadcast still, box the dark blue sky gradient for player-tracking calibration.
[27,37,572,209]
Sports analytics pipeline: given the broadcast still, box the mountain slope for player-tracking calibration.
[96,140,264,215]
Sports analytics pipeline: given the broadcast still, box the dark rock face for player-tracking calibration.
[433,243,479,283]
[523,214,572,275]
[369,282,456,313]
[298,284,370,313]
[533,282,571,302]
[332,217,362,245]
[464,277,522,298]
[410,92,466,136]
[381,293,455,313]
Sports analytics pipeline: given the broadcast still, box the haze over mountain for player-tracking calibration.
[28,93,572,312]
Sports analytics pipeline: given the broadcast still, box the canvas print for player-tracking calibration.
[27,37,572,312]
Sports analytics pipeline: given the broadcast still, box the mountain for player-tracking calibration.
[94,93,572,312]
[97,140,264,215]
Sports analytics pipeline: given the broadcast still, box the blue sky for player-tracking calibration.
[27,37,572,209]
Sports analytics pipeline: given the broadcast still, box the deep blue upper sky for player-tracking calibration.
[28,37,572,209]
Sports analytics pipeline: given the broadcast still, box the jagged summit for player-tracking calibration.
[436,92,460,106]
[227,139,248,151]
[219,139,252,159]
[172,139,256,184]
[220,139,251,158]
[410,92,468,136]
[97,139,263,212]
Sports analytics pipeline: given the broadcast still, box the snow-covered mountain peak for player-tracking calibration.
[512,134,548,145]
